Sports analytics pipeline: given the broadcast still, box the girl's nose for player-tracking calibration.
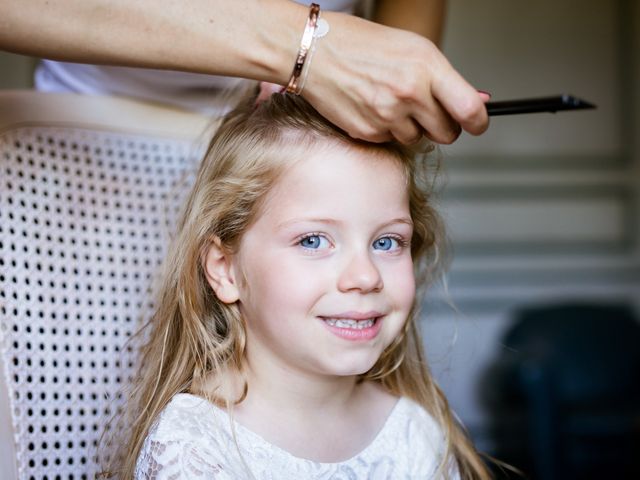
[337,250,384,293]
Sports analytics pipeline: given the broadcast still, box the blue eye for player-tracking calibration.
[299,234,329,250]
[373,237,399,251]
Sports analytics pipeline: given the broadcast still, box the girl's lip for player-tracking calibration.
[319,311,383,321]
[320,316,384,342]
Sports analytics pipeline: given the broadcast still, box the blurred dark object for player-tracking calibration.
[482,303,640,480]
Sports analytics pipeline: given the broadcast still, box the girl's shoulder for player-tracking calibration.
[145,393,225,441]
[394,397,445,453]
[343,393,462,479]
[369,396,450,472]
[361,383,446,454]
[134,393,241,479]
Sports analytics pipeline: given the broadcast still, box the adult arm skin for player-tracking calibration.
[0,0,487,144]
[0,0,298,82]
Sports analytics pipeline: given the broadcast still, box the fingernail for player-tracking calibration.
[254,82,285,107]
[477,89,492,99]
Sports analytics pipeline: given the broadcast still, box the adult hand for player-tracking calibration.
[302,12,489,145]
[0,0,487,145]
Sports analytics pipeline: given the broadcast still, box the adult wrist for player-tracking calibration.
[248,0,310,85]
[285,3,320,94]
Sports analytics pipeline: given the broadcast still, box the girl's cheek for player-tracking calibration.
[392,259,417,296]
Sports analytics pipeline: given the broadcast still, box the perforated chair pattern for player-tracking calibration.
[0,92,209,479]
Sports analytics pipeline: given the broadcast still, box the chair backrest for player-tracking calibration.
[482,302,640,480]
[0,91,210,479]
[504,303,640,403]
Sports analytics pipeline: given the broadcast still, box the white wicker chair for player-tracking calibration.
[0,91,210,479]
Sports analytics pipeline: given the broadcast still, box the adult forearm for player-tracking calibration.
[0,0,302,83]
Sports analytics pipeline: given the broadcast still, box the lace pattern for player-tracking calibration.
[135,394,458,479]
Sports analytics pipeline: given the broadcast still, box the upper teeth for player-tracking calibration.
[324,318,375,329]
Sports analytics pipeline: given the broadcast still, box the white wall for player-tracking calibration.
[424,0,640,449]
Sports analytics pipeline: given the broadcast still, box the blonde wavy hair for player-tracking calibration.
[100,89,492,479]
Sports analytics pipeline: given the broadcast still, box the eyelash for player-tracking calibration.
[374,234,409,252]
[296,232,332,251]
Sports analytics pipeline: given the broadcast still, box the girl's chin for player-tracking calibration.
[321,359,381,379]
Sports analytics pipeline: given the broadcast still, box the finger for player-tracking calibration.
[255,82,284,106]
[431,67,489,136]
[389,118,423,145]
[354,129,394,143]
[477,90,492,103]
[304,90,392,142]
[412,98,462,145]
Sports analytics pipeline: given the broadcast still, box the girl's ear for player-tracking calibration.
[203,236,240,304]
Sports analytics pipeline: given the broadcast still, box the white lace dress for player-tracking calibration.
[134,393,458,479]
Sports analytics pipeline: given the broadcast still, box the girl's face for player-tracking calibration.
[229,142,415,379]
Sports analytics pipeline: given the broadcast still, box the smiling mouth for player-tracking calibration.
[320,317,380,329]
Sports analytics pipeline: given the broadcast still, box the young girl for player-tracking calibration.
[106,88,491,479]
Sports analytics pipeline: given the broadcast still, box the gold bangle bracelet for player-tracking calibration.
[286,3,320,94]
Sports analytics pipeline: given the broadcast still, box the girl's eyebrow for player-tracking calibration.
[377,217,414,230]
[277,217,340,229]
[277,217,414,229]
[382,217,414,228]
